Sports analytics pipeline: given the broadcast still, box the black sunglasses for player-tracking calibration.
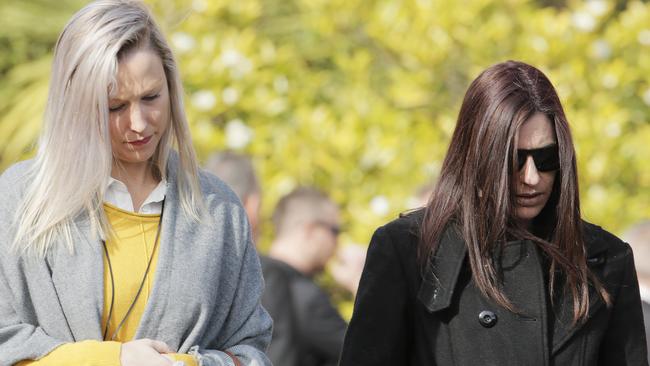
[517,144,560,172]
[314,221,342,237]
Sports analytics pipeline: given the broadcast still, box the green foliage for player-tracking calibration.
[1,0,649,255]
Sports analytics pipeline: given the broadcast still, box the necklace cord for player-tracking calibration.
[101,241,115,340]
[102,198,165,341]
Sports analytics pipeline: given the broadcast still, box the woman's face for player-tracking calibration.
[108,47,170,170]
[514,112,558,226]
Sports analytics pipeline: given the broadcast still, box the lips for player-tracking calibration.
[126,135,152,146]
[516,192,544,206]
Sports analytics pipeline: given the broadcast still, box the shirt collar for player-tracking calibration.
[105,176,167,213]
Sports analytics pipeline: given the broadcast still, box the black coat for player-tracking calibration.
[261,256,347,366]
[339,211,648,365]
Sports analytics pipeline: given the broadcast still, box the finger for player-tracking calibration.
[148,339,173,354]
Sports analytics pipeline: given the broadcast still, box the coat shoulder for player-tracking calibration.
[380,208,424,243]
[582,220,631,259]
[197,168,242,205]
[0,160,33,192]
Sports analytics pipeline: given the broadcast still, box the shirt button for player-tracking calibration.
[478,310,497,328]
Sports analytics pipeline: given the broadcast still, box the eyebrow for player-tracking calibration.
[109,84,163,101]
[517,142,557,152]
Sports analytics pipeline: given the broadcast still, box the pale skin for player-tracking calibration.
[108,46,170,212]
[108,46,176,365]
[514,112,558,228]
[269,203,341,276]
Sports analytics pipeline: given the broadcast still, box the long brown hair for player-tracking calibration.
[420,60,608,323]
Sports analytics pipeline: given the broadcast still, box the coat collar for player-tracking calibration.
[416,221,610,355]
[416,225,467,313]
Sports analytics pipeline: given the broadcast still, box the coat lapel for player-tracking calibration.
[417,226,467,312]
[46,216,105,341]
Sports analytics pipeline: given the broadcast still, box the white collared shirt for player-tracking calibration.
[104,177,167,214]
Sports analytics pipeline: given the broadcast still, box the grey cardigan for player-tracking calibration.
[0,156,272,366]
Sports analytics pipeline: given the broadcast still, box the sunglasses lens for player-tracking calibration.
[533,145,560,171]
[517,150,528,171]
[517,145,559,172]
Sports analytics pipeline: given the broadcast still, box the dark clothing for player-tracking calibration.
[261,256,347,366]
[260,255,299,366]
[641,301,650,364]
[339,210,648,366]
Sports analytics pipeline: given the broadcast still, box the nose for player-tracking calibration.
[521,155,540,186]
[127,104,147,133]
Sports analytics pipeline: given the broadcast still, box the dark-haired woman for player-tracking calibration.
[339,61,647,365]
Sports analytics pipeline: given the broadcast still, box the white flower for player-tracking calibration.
[171,32,196,53]
[192,0,208,12]
[220,49,244,67]
[220,48,254,78]
[586,0,608,16]
[225,119,253,149]
[601,74,618,89]
[642,88,650,106]
[587,185,607,203]
[191,90,217,111]
[273,76,289,94]
[222,87,240,106]
[267,99,287,115]
[572,11,596,32]
[531,36,549,53]
[590,39,611,59]
[605,121,621,138]
[370,196,390,216]
[638,29,650,46]
[587,156,605,177]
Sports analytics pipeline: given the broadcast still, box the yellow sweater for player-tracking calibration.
[18,203,197,366]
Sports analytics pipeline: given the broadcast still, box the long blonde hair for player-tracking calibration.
[12,0,203,256]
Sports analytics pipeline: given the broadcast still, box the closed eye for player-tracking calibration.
[109,104,125,113]
[142,93,160,101]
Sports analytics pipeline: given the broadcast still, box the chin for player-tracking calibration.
[515,206,543,223]
[116,149,157,165]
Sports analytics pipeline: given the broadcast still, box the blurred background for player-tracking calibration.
[1,0,649,315]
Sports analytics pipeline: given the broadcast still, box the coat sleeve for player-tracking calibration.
[190,227,273,366]
[292,277,347,365]
[0,164,66,365]
[261,263,299,366]
[0,266,66,365]
[598,244,649,365]
[338,225,412,366]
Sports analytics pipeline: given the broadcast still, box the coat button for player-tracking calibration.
[478,310,497,328]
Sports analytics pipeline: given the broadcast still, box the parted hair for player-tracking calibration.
[420,60,609,323]
[12,0,203,256]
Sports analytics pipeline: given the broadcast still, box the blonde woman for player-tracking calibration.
[0,1,272,365]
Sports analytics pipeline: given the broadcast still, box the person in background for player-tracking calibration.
[0,1,271,365]
[205,153,361,366]
[204,151,299,365]
[204,151,262,242]
[339,60,647,365]
[266,187,348,366]
[623,220,650,362]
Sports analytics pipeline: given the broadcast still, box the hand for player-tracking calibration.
[330,244,367,296]
[120,338,174,366]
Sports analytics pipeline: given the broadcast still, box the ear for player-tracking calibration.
[243,193,260,221]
